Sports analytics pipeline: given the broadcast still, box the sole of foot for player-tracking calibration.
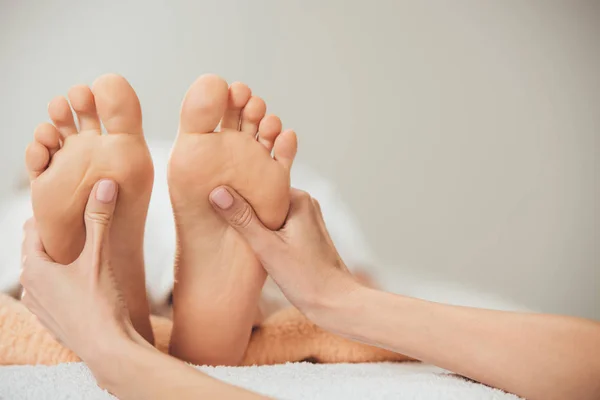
[25,74,155,344]
[168,74,297,365]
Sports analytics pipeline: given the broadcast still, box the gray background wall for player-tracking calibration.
[1,1,598,318]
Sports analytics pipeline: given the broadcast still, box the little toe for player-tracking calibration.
[25,141,50,181]
[240,96,266,136]
[180,74,229,134]
[257,115,282,152]
[91,74,143,135]
[68,85,101,133]
[273,129,298,170]
[48,96,77,139]
[33,123,61,157]
[221,82,252,130]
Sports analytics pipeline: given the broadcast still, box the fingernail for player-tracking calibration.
[96,180,116,203]
[210,187,234,209]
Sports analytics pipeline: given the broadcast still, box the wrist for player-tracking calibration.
[82,332,152,392]
[312,285,406,342]
[318,286,437,357]
[305,278,370,333]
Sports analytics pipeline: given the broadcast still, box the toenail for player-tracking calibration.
[96,180,117,203]
[210,187,234,209]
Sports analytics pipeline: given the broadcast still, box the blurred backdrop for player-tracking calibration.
[1,1,598,318]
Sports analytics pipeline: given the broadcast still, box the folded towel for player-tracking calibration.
[0,361,522,399]
[0,292,409,366]
[0,294,522,399]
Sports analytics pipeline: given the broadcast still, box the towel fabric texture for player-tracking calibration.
[0,362,522,399]
[0,292,407,366]
[0,293,522,399]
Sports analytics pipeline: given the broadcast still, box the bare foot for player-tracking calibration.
[25,74,155,344]
[168,74,297,365]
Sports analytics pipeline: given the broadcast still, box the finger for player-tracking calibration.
[289,190,338,252]
[311,197,327,230]
[311,197,329,233]
[288,188,315,216]
[311,197,338,252]
[80,179,118,262]
[22,218,51,262]
[311,197,323,219]
[289,187,306,200]
[209,186,277,258]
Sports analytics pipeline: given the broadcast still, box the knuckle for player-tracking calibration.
[230,204,254,229]
[291,190,312,205]
[85,211,112,225]
[300,192,313,205]
[22,218,35,232]
[296,192,314,212]
[297,190,311,200]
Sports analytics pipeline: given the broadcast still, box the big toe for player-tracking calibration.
[179,74,229,134]
[91,74,143,135]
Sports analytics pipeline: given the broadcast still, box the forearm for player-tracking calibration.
[324,287,600,400]
[84,338,266,400]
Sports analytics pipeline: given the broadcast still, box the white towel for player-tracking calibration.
[0,362,521,399]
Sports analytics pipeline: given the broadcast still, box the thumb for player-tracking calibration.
[209,186,276,258]
[80,179,118,261]
[21,218,51,262]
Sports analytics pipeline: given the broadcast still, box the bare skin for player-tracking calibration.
[168,74,297,366]
[209,186,600,400]
[20,182,600,399]
[20,74,599,399]
[25,75,154,344]
[21,181,264,400]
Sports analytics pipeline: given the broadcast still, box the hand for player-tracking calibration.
[209,186,362,325]
[20,180,139,361]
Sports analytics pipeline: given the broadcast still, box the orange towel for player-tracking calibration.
[0,292,410,366]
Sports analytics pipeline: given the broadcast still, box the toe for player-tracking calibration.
[91,74,143,135]
[33,123,61,157]
[180,74,229,134]
[240,96,266,135]
[257,115,282,152]
[273,129,298,170]
[221,82,252,131]
[68,85,101,133]
[48,96,77,139]
[25,141,50,181]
